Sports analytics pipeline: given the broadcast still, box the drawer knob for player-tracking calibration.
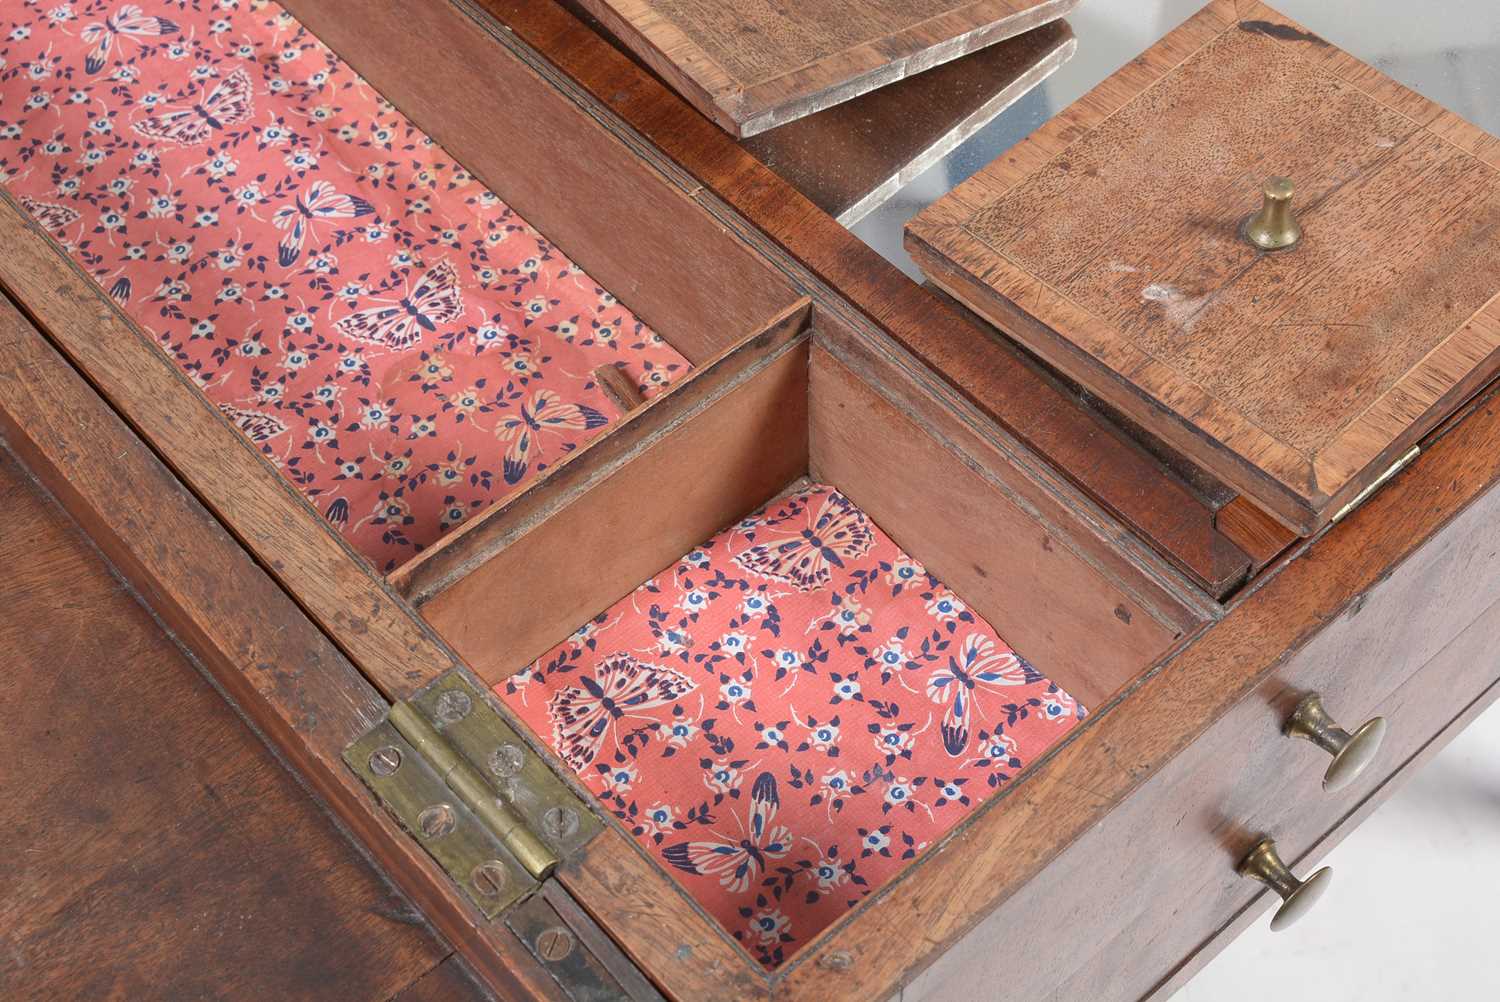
[1285,693,1387,793]
[1238,838,1331,931]
[1242,176,1302,251]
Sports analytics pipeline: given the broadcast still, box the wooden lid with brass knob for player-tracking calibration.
[1239,838,1332,931]
[1242,176,1302,251]
[1285,693,1387,793]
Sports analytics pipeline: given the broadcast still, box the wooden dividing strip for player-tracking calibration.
[0,298,570,1002]
[420,335,811,685]
[0,191,455,702]
[390,299,812,603]
[1215,496,1298,574]
[280,0,803,363]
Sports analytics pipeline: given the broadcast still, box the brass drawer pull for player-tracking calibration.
[1242,176,1302,250]
[1238,838,1331,931]
[1285,693,1387,793]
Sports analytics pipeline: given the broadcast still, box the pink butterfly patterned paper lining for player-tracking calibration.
[0,0,689,571]
[500,484,1086,969]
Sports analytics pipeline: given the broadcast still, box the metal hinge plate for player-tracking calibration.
[344,671,601,918]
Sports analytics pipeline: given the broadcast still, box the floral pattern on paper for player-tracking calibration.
[500,485,1086,969]
[0,0,689,570]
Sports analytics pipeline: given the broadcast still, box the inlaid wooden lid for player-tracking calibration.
[907,1,1500,533]
[566,0,1079,137]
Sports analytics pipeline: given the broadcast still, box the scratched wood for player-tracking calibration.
[908,0,1500,534]
[566,0,1078,136]
[0,450,451,1001]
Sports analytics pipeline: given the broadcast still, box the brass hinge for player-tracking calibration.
[344,670,601,917]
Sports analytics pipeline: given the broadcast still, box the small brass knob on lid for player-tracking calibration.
[1242,176,1302,250]
[1285,693,1387,793]
[1239,838,1332,931]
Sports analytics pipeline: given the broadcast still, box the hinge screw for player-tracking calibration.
[417,803,457,839]
[536,926,576,962]
[470,860,509,898]
[434,688,473,724]
[542,805,579,840]
[368,745,403,776]
[488,742,525,778]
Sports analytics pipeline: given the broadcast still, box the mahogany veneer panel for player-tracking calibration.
[741,20,1076,224]
[908,1,1500,533]
[0,452,449,1001]
[568,0,1078,136]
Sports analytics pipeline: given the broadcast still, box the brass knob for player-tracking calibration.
[1242,176,1301,250]
[1238,838,1332,931]
[1285,693,1387,793]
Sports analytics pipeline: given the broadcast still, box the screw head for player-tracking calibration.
[541,805,579,840]
[416,803,457,839]
[535,925,575,962]
[488,742,525,778]
[433,688,473,724]
[470,860,509,898]
[368,745,403,776]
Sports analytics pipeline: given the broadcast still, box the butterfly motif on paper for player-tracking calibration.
[81,4,179,74]
[271,181,375,266]
[732,490,873,591]
[496,387,607,485]
[218,402,288,443]
[547,654,695,771]
[132,67,255,145]
[332,260,465,350]
[927,633,1043,756]
[19,195,80,232]
[663,772,792,893]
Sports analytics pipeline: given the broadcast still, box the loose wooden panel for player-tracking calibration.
[775,385,1500,1002]
[280,0,802,362]
[908,1,1500,534]
[810,343,1184,708]
[420,336,811,684]
[484,0,1254,600]
[0,301,570,1002]
[740,20,1074,224]
[0,452,449,1001]
[566,0,1078,137]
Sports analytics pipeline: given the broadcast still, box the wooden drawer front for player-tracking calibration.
[898,467,1500,1002]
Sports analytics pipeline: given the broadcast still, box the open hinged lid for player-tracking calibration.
[565,0,1079,137]
[906,1,1500,534]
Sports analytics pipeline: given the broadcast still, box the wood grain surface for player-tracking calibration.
[0,451,453,1002]
[567,0,1078,136]
[482,0,1258,599]
[740,20,1074,223]
[909,0,1500,533]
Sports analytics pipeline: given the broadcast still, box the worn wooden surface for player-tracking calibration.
[0,300,568,1002]
[738,20,1076,223]
[908,0,1500,534]
[566,0,1077,137]
[482,0,1255,599]
[0,451,454,1001]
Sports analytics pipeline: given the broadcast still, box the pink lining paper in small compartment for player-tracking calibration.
[0,0,690,571]
[499,483,1086,969]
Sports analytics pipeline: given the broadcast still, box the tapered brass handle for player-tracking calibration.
[1239,838,1332,931]
[1285,693,1387,793]
[1242,176,1302,250]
